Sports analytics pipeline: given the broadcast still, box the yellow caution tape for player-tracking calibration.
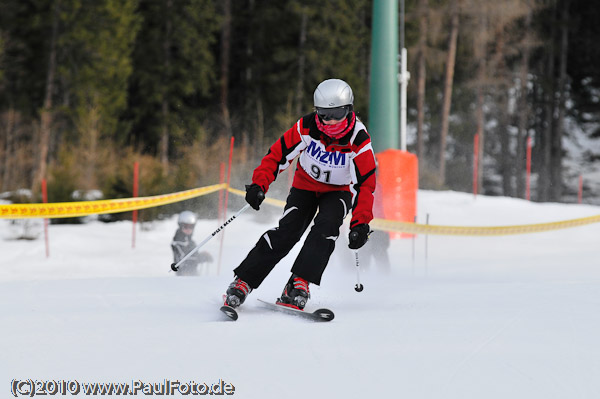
[227,188,600,235]
[370,214,600,236]
[3,183,599,236]
[0,183,226,219]
[226,187,287,208]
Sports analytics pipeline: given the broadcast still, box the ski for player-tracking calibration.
[256,298,334,322]
[220,299,335,322]
[220,304,238,321]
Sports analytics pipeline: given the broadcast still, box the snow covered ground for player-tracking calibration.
[1,190,600,399]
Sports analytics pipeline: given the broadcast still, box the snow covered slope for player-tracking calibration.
[1,190,599,398]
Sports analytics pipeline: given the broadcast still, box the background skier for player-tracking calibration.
[171,211,213,276]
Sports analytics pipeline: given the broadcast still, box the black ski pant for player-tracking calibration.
[234,187,352,288]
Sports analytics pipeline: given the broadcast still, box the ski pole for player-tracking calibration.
[350,230,364,292]
[170,198,259,272]
[353,249,364,292]
[350,229,372,292]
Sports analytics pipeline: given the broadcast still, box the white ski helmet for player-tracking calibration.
[313,79,354,109]
[178,211,197,227]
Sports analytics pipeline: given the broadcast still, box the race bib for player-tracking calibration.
[299,140,351,185]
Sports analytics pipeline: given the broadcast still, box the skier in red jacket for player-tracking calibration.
[224,79,377,310]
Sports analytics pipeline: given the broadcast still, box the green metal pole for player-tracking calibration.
[369,0,399,152]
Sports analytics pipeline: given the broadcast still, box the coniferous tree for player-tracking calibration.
[0,28,5,84]
[550,0,570,201]
[1,0,600,207]
[56,0,141,189]
[438,0,459,185]
[227,0,370,151]
[34,0,59,193]
[515,3,533,199]
[219,0,232,143]
[415,0,429,163]
[303,0,370,117]
[127,0,219,165]
[459,0,531,195]
[0,14,7,191]
[568,0,600,134]
[0,0,57,193]
[535,1,557,202]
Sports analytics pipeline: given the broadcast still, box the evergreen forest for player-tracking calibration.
[1,0,599,217]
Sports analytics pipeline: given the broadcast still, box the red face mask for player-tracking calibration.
[315,112,355,139]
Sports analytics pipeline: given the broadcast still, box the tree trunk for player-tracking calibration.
[500,90,512,196]
[1,108,16,191]
[475,85,485,194]
[34,0,59,193]
[160,98,169,171]
[438,0,459,185]
[295,8,308,116]
[241,0,256,166]
[159,0,173,172]
[474,13,487,194]
[220,0,232,138]
[256,98,264,159]
[538,3,557,202]
[82,101,100,189]
[489,25,512,197]
[551,0,570,201]
[515,7,532,199]
[416,0,428,162]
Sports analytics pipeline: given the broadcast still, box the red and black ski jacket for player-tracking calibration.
[251,112,377,228]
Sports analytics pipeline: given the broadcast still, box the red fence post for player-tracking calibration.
[132,161,139,249]
[42,179,50,258]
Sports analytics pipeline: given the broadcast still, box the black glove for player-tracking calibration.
[348,224,370,249]
[245,184,265,210]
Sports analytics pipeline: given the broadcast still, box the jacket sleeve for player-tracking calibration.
[349,130,377,228]
[251,119,305,193]
[171,230,188,263]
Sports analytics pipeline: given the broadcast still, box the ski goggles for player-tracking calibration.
[181,223,195,231]
[316,106,350,121]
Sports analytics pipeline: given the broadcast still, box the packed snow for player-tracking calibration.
[1,190,600,398]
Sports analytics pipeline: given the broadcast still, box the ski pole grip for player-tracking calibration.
[350,231,358,240]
